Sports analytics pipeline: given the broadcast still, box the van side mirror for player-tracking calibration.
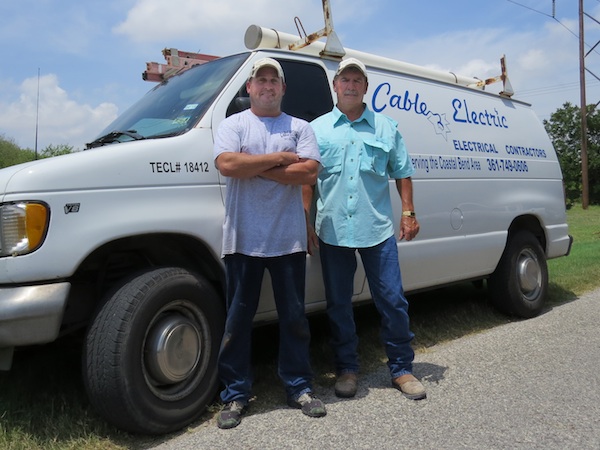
[226,96,251,116]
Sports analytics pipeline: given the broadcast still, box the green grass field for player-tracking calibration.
[1,205,598,449]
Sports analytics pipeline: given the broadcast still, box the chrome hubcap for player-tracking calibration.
[517,249,541,300]
[145,314,201,385]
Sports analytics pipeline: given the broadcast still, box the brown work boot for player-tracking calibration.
[334,372,358,398]
[392,374,426,400]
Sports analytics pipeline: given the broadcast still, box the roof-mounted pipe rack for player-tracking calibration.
[245,0,344,60]
[145,0,516,97]
[244,0,512,93]
[468,55,514,98]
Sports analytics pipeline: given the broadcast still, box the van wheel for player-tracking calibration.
[83,267,224,434]
[489,231,548,318]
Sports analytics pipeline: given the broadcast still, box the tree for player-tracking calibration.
[40,144,74,158]
[0,135,35,168]
[0,137,74,169]
[544,102,600,207]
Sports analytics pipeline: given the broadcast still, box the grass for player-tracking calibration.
[1,205,598,449]
[547,205,600,296]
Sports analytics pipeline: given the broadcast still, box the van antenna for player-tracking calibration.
[288,0,345,59]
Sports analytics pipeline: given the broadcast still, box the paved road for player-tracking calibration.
[147,289,600,449]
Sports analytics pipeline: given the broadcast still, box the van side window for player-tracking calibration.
[226,59,333,122]
[226,87,251,116]
[279,60,333,121]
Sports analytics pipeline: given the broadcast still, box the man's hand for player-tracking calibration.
[277,151,301,166]
[306,223,319,255]
[215,150,299,179]
[262,157,318,185]
[302,184,319,255]
[398,216,419,241]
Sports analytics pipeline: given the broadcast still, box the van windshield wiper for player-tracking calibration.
[86,130,145,149]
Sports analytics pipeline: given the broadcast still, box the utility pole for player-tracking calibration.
[579,0,590,209]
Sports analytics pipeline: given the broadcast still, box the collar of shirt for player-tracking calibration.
[332,104,376,130]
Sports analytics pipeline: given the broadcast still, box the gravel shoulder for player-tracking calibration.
[146,288,600,449]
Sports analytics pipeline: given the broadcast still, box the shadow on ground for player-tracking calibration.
[0,280,578,449]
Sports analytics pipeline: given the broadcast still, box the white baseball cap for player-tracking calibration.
[249,57,285,81]
[335,57,368,79]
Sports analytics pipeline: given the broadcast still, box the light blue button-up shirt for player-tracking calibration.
[311,105,415,248]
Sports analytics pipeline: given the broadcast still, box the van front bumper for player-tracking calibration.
[0,283,70,368]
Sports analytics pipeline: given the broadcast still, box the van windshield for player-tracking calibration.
[87,53,249,148]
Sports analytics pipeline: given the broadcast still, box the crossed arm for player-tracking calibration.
[215,151,318,185]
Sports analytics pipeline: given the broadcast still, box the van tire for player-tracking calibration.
[489,231,548,318]
[83,267,224,434]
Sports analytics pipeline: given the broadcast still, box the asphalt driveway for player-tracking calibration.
[147,288,600,449]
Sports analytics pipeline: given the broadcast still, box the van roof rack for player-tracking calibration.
[286,1,345,60]
[143,0,514,97]
[245,0,513,96]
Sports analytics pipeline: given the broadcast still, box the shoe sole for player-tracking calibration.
[392,382,427,400]
[217,419,242,429]
[334,387,357,398]
[287,399,327,417]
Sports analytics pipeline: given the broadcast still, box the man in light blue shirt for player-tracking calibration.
[304,57,425,400]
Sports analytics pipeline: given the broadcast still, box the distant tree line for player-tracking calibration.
[544,102,600,208]
[0,135,74,169]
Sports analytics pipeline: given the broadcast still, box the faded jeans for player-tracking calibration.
[218,252,314,405]
[319,235,415,379]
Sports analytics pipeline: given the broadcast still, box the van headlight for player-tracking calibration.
[0,202,49,256]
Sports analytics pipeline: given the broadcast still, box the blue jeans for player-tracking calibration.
[319,236,415,379]
[218,252,313,404]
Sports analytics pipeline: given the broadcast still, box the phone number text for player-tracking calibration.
[486,158,529,173]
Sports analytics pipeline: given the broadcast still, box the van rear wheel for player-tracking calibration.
[83,267,224,434]
[489,231,548,318]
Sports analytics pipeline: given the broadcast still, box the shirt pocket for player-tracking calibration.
[317,139,344,176]
[361,138,391,176]
[320,155,343,176]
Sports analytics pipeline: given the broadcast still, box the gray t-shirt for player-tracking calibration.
[214,109,320,257]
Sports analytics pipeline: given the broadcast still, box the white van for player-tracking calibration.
[0,16,571,434]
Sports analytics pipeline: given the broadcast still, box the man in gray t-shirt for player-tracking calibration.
[213,57,325,429]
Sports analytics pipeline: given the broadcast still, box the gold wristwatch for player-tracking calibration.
[401,210,416,218]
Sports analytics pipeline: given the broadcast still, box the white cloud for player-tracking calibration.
[517,48,548,72]
[0,74,118,151]
[112,0,321,53]
[2,0,597,154]
[364,15,593,120]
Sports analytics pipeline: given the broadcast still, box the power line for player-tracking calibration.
[505,0,554,18]
[503,0,600,103]
[506,0,600,55]
[518,78,600,98]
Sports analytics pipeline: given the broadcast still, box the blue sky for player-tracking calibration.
[1,0,599,151]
